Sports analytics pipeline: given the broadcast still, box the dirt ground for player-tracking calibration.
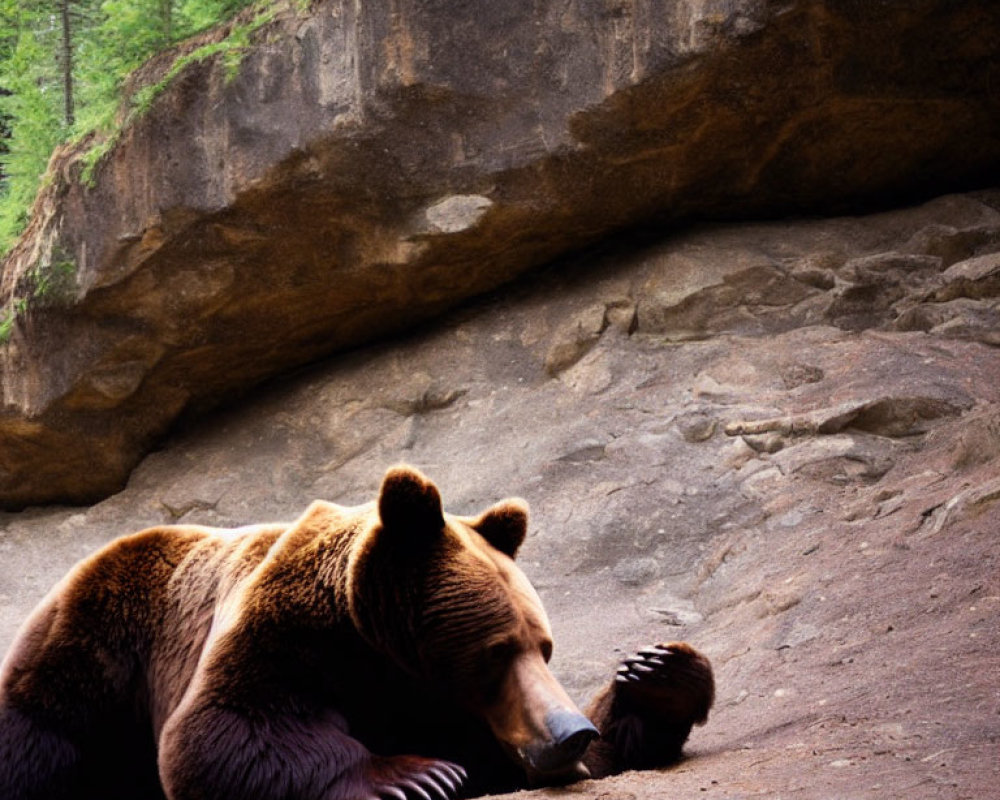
[513,429,1000,800]
[2,194,999,799]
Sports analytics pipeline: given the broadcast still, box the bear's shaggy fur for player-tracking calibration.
[0,466,713,800]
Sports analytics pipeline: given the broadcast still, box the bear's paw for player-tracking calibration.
[597,642,715,770]
[364,754,467,800]
[615,642,714,724]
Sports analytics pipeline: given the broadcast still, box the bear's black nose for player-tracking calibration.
[523,709,599,777]
[548,709,599,761]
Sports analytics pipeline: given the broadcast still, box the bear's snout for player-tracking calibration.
[484,650,598,782]
[523,709,599,778]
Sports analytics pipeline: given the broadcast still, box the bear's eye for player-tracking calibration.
[486,639,519,667]
[540,639,553,663]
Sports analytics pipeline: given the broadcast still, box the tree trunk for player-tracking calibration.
[59,0,74,127]
[160,0,172,44]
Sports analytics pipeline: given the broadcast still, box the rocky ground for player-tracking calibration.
[2,191,999,798]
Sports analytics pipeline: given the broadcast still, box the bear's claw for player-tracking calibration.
[368,755,467,800]
[615,644,683,683]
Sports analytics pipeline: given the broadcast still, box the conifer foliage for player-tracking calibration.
[0,0,254,251]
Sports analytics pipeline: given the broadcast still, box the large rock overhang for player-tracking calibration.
[1,0,999,508]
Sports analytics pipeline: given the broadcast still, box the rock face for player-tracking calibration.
[2,191,1000,799]
[2,0,1000,507]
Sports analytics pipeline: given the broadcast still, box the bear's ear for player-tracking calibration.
[471,499,529,559]
[378,465,445,536]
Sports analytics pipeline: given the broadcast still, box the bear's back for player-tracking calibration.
[141,522,290,732]
[0,522,288,732]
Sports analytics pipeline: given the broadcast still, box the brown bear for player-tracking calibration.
[0,465,714,800]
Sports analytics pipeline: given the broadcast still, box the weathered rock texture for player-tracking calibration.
[2,191,999,798]
[2,0,1000,507]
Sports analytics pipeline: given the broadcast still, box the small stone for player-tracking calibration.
[544,305,608,375]
[724,437,757,470]
[742,432,784,454]
[423,195,493,234]
[933,252,1000,300]
[840,252,943,283]
[676,413,717,443]
[604,301,637,334]
[790,265,837,290]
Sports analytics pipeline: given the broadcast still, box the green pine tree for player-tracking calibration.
[0,1,66,246]
[0,0,257,253]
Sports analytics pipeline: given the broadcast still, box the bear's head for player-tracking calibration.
[349,465,598,782]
